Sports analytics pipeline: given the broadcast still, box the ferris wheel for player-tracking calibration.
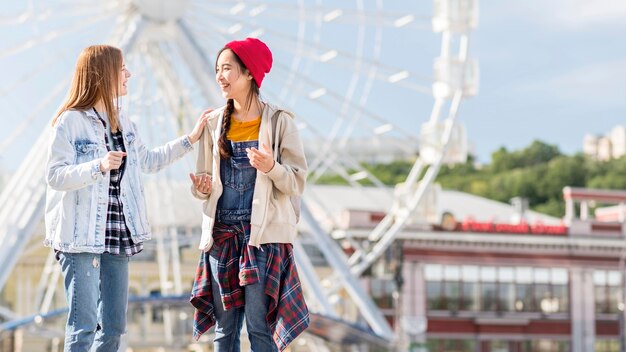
[0,0,478,347]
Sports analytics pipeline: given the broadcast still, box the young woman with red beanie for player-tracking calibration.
[189,37,309,351]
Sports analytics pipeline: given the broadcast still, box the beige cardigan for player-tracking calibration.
[191,103,307,251]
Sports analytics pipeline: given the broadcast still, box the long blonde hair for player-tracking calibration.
[52,45,122,131]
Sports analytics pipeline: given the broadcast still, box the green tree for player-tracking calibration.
[313,140,626,218]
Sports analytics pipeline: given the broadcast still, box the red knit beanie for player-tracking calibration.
[225,38,273,88]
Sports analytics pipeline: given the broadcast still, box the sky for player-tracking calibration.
[0,0,625,173]
[462,0,626,161]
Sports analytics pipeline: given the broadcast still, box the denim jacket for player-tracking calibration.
[44,108,193,253]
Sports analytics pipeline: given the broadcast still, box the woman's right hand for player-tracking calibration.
[189,173,212,194]
[100,151,126,172]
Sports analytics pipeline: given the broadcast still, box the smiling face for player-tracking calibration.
[118,60,131,97]
[215,49,253,102]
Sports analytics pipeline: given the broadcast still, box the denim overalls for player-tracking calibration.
[209,140,277,351]
[216,140,258,223]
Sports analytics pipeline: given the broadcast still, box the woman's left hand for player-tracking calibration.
[247,143,275,173]
[188,108,213,144]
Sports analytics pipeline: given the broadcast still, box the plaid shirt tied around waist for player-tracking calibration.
[190,222,309,350]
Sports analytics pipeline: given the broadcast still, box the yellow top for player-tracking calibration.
[226,116,261,142]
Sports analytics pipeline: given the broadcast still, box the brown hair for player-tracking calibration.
[216,48,260,159]
[52,45,123,131]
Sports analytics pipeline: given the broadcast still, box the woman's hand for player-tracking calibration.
[246,143,275,173]
[100,151,126,172]
[188,108,213,144]
[189,173,212,194]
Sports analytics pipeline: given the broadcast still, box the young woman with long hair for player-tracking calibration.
[45,44,210,351]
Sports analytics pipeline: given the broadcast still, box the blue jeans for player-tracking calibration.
[209,237,277,352]
[57,252,129,352]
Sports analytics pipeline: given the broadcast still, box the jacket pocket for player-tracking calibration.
[74,139,98,164]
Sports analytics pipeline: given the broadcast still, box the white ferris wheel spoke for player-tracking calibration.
[259,84,387,189]
[185,6,433,92]
[0,11,117,59]
[0,1,478,345]
[190,0,429,28]
[221,26,422,180]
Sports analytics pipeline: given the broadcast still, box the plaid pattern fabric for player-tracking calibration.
[190,223,309,351]
[263,243,310,350]
[96,112,143,257]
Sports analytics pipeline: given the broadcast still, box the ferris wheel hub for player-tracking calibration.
[131,0,191,22]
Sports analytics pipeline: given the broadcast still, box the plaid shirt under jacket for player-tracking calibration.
[97,112,143,256]
[190,222,309,351]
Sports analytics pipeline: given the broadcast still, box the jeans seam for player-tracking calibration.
[70,254,77,338]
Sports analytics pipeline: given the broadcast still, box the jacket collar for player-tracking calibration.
[83,107,99,120]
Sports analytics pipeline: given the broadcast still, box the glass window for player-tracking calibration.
[427,281,444,310]
[481,282,498,311]
[594,270,607,285]
[595,270,623,314]
[608,286,621,314]
[595,339,620,352]
[498,282,515,312]
[552,284,569,312]
[515,283,534,312]
[481,267,497,282]
[499,267,515,282]
[608,271,621,286]
[461,282,478,311]
[490,340,510,352]
[370,278,394,309]
[534,268,550,284]
[551,268,568,284]
[426,339,476,352]
[445,265,461,281]
[462,265,479,282]
[425,264,443,281]
[425,265,570,314]
[534,283,551,313]
[516,267,533,284]
[445,281,461,311]
[596,285,608,313]
[524,339,570,352]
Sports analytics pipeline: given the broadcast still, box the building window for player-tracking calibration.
[481,282,498,311]
[425,339,476,352]
[523,339,570,352]
[427,281,444,310]
[370,278,395,309]
[425,265,569,314]
[594,270,623,314]
[490,340,511,352]
[595,339,620,352]
[461,281,478,311]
